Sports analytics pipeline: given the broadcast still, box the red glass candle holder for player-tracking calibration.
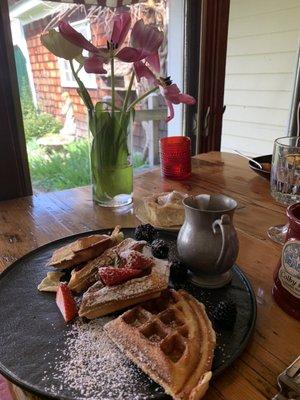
[160,136,191,180]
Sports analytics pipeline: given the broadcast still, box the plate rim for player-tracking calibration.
[0,228,257,400]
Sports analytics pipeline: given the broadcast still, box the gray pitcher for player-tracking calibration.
[177,194,239,288]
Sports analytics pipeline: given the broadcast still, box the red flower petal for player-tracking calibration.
[59,21,98,54]
[178,93,196,105]
[131,20,164,54]
[134,61,157,85]
[111,12,131,47]
[117,47,145,62]
[145,52,161,73]
[165,100,175,123]
[84,54,107,74]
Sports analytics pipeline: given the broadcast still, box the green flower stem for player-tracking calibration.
[122,71,135,113]
[111,54,115,117]
[120,71,135,128]
[127,86,159,112]
[70,61,93,116]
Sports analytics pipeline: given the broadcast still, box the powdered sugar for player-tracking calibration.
[42,318,156,399]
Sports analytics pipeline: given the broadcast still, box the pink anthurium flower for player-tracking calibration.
[117,19,163,72]
[159,77,196,122]
[58,12,131,74]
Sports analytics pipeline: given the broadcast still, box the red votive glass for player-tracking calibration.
[160,136,191,180]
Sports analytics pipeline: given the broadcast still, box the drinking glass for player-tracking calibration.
[159,136,191,180]
[268,136,300,244]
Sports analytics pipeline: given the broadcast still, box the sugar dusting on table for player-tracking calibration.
[42,317,155,400]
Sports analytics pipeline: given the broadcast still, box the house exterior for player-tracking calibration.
[9,0,169,158]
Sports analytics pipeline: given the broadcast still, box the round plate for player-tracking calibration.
[249,154,272,180]
[135,203,181,232]
[0,228,256,400]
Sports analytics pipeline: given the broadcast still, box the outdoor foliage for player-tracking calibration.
[28,139,90,192]
[27,139,146,192]
[19,77,62,140]
[23,109,63,140]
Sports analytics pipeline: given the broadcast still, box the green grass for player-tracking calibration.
[28,139,90,192]
[28,139,148,192]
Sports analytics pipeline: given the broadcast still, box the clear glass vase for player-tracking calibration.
[89,108,133,207]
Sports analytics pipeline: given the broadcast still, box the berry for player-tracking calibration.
[170,260,188,283]
[134,224,157,243]
[56,283,78,323]
[99,267,143,286]
[212,299,237,329]
[119,250,154,270]
[151,239,169,259]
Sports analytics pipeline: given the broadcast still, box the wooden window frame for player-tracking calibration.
[0,0,32,201]
[184,0,230,154]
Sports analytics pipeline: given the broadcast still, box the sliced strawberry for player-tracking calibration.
[99,267,143,286]
[118,250,154,270]
[56,283,78,323]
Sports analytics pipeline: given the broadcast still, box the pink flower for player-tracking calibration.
[58,12,131,74]
[134,61,157,85]
[110,12,131,48]
[160,79,196,122]
[84,54,107,74]
[117,19,163,72]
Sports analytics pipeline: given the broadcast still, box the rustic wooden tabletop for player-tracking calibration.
[0,152,299,400]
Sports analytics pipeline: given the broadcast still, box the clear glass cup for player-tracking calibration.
[268,136,300,244]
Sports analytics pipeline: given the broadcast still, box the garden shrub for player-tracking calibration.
[19,77,62,140]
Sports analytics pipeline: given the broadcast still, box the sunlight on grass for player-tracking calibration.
[28,139,90,192]
[28,139,148,192]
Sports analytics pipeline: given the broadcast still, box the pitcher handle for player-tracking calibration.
[212,214,231,270]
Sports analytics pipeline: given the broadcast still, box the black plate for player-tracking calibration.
[249,154,272,180]
[0,229,256,400]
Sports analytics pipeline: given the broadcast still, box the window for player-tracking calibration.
[5,0,193,197]
[58,20,97,89]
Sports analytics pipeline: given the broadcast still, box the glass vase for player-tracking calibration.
[89,107,133,207]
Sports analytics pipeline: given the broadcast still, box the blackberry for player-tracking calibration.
[134,224,157,243]
[151,239,169,259]
[170,260,188,283]
[212,299,237,329]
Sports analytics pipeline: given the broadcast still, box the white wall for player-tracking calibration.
[221,0,300,156]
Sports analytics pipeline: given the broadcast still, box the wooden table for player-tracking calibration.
[0,152,299,400]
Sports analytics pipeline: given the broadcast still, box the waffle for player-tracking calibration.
[105,289,216,400]
[68,238,147,293]
[47,226,123,270]
[79,259,170,319]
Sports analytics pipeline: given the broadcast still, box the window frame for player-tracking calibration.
[0,0,32,200]
[0,0,231,200]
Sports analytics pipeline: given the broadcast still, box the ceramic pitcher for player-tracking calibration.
[177,194,239,288]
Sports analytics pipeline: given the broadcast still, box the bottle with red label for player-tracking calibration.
[272,202,300,320]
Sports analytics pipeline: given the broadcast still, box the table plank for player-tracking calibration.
[0,152,299,400]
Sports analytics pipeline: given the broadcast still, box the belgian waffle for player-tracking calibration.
[79,259,170,319]
[105,289,216,400]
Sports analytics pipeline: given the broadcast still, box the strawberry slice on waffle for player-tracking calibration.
[99,267,143,286]
[56,283,78,323]
[118,250,154,270]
